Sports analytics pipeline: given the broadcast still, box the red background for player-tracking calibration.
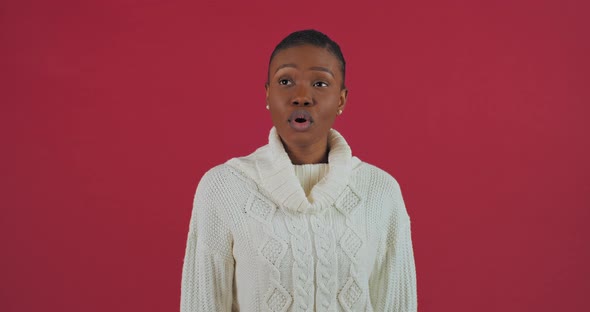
[2,0,589,311]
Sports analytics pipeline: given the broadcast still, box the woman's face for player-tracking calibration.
[266,44,347,149]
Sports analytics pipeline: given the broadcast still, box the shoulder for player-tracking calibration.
[194,143,269,204]
[195,163,256,197]
[197,164,234,186]
[352,160,410,222]
[353,160,402,196]
[191,164,257,226]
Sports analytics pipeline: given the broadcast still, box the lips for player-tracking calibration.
[288,110,313,131]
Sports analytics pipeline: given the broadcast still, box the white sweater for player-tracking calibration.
[181,128,417,312]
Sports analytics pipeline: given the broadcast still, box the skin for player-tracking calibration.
[265,45,348,165]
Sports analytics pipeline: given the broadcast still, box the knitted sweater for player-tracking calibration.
[180,128,417,312]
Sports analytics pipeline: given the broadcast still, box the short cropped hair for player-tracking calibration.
[268,29,347,89]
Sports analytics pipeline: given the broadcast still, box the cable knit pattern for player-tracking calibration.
[310,212,338,311]
[334,186,364,312]
[284,213,314,312]
[246,193,292,311]
[180,127,417,312]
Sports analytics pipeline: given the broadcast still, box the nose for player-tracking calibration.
[292,84,313,106]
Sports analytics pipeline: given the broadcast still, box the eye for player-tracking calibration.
[313,81,329,87]
[278,79,292,86]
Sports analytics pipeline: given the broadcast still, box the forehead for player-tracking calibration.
[270,45,340,72]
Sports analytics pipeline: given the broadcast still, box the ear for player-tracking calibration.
[338,88,348,111]
[265,82,270,104]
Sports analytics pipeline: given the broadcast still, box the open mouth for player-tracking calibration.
[288,110,313,131]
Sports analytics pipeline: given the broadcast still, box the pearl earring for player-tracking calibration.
[337,109,343,115]
[266,104,270,110]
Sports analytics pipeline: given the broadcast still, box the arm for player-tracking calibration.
[180,168,235,312]
[369,186,417,311]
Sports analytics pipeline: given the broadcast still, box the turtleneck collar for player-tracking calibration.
[227,127,360,214]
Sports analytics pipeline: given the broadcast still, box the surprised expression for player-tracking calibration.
[266,44,347,148]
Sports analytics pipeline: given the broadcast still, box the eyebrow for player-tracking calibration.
[310,66,335,77]
[275,64,335,77]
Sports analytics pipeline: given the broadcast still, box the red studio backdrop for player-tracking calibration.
[1,0,589,311]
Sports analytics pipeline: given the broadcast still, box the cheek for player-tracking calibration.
[319,112,337,123]
[270,95,284,104]
[270,109,286,125]
[318,93,341,110]
[317,89,341,100]
[268,89,290,103]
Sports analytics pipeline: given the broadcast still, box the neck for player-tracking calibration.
[282,137,329,165]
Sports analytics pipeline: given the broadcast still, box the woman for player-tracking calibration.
[181,29,417,312]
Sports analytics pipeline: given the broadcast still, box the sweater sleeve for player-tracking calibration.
[181,168,235,312]
[369,184,417,312]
